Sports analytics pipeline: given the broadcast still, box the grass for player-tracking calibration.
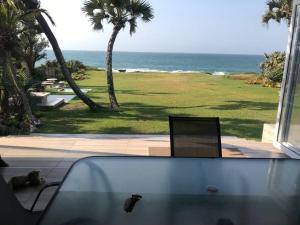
[36,71,280,140]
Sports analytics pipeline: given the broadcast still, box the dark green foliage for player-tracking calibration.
[0,0,48,133]
[39,60,63,79]
[66,60,86,73]
[260,52,286,85]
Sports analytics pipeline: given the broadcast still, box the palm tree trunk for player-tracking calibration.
[35,14,102,111]
[106,24,122,111]
[24,54,35,77]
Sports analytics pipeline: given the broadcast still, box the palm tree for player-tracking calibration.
[82,0,154,111]
[21,0,102,111]
[262,0,292,25]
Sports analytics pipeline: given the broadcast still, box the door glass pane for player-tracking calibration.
[279,5,300,152]
[287,75,300,148]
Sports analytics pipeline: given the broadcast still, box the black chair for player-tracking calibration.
[0,175,60,225]
[169,117,222,157]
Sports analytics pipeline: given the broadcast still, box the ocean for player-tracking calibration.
[43,50,264,74]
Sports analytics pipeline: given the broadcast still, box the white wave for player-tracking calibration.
[170,70,203,74]
[103,68,230,75]
[212,71,227,76]
[112,68,206,73]
[125,68,168,73]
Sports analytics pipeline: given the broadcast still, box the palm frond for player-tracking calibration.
[128,0,154,22]
[39,9,55,26]
[90,12,104,30]
[128,17,137,35]
[82,0,106,16]
[110,0,126,9]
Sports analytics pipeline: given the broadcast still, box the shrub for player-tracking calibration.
[36,60,64,80]
[72,69,89,80]
[260,52,286,86]
[36,60,88,81]
[66,60,86,74]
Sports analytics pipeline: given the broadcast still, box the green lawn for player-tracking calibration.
[36,71,280,139]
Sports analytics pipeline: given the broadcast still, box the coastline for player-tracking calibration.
[96,67,259,76]
[41,50,264,74]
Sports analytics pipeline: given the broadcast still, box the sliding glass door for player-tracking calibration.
[277,0,300,154]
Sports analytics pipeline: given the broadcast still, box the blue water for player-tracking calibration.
[42,50,264,74]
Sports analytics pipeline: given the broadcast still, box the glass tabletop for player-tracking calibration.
[37,157,300,225]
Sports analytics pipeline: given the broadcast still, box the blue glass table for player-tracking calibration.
[37,157,300,225]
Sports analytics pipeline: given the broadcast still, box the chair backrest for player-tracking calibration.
[169,117,222,157]
[0,175,38,225]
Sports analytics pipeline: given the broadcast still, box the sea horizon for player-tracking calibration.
[46,49,264,57]
[41,50,265,74]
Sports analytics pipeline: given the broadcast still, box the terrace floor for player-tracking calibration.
[0,134,287,211]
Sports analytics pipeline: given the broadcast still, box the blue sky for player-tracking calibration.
[41,0,289,55]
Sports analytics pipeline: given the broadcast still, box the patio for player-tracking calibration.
[0,134,287,212]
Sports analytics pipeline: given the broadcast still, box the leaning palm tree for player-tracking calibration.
[21,0,102,111]
[262,0,292,25]
[82,0,154,111]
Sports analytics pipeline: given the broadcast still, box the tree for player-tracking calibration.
[0,0,37,128]
[19,21,48,77]
[82,0,154,111]
[262,0,292,25]
[22,0,102,111]
[260,52,286,85]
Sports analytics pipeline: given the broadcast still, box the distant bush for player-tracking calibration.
[66,60,87,74]
[72,69,89,81]
[36,60,63,80]
[36,60,88,81]
[260,52,286,86]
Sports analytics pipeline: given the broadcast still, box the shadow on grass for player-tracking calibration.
[79,86,176,96]
[37,101,269,139]
[210,101,278,111]
[221,118,265,140]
